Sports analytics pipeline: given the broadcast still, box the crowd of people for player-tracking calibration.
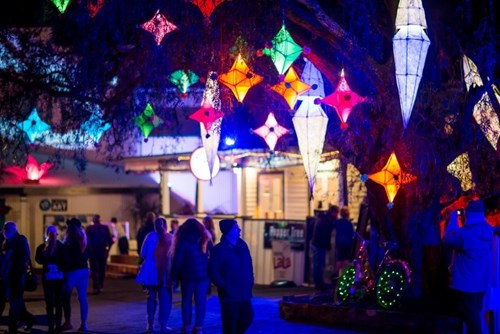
[0,213,254,334]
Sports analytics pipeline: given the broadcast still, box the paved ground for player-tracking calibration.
[0,278,365,334]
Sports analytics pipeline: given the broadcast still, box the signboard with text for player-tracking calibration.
[263,221,305,251]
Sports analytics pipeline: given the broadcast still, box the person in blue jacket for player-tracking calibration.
[209,219,254,334]
[443,199,493,334]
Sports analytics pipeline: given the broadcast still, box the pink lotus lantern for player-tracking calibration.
[4,155,54,184]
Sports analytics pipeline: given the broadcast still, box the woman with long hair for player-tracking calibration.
[202,216,216,243]
[35,225,64,334]
[136,217,174,334]
[60,218,90,332]
[172,218,212,334]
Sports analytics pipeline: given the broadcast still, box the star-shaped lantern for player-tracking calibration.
[188,0,225,20]
[367,152,417,208]
[4,155,54,184]
[88,0,105,18]
[262,25,303,75]
[189,100,224,134]
[321,69,366,130]
[218,54,263,103]
[141,10,177,45]
[134,103,163,139]
[51,0,71,13]
[447,153,473,192]
[17,108,51,143]
[253,112,289,151]
[271,67,311,110]
[169,70,199,96]
[393,0,430,128]
[81,111,111,143]
[299,58,325,99]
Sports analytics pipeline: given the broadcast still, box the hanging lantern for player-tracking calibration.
[368,152,417,207]
[188,0,225,20]
[253,112,289,151]
[16,108,51,143]
[4,155,54,184]
[271,67,311,110]
[169,70,199,96]
[218,54,263,103]
[141,10,177,45]
[190,147,220,181]
[392,0,430,128]
[463,55,484,92]
[262,25,303,75]
[447,153,473,192]
[321,69,366,130]
[88,0,105,18]
[51,0,71,13]
[134,103,163,139]
[81,111,111,143]
[293,97,328,196]
[299,58,325,99]
[189,101,224,134]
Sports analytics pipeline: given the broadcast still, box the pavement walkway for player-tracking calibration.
[0,278,365,334]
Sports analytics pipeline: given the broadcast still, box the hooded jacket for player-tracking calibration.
[443,210,493,293]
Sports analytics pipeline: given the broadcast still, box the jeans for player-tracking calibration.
[452,289,486,334]
[220,301,253,334]
[146,286,172,326]
[43,279,63,331]
[181,279,210,328]
[63,268,89,325]
[312,246,327,290]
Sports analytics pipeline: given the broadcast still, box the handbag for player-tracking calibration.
[24,263,40,292]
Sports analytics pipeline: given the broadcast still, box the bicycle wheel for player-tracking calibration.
[334,263,357,304]
[375,261,409,309]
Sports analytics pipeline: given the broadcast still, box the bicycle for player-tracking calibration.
[334,232,411,309]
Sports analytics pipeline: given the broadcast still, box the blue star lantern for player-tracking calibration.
[17,108,51,143]
[81,112,111,143]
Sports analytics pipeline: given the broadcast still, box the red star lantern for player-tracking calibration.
[141,10,177,45]
[189,100,224,133]
[188,0,225,19]
[271,67,311,110]
[4,155,54,184]
[321,69,366,130]
[218,54,263,103]
[88,0,105,18]
[253,112,290,151]
[368,152,416,207]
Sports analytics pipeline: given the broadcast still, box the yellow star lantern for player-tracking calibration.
[368,152,416,208]
[218,54,263,103]
[447,152,473,192]
[271,67,311,110]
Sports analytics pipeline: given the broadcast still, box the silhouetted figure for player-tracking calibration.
[86,214,114,294]
[333,206,354,276]
[136,212,156,255]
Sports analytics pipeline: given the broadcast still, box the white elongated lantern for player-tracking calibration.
[393,0,430,128]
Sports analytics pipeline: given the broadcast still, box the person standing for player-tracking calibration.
[209,219,254,334]
[61,218,90,332]
[333,206,354,276]
[202,216,216,243]
[136,217,174,334]
[311,205,339,291]
[2,221,36,334]
[171,218,212,334]
[443,199,493,334]
[137,212,156,256]
[35,225,64,334]
[86,214,114,294]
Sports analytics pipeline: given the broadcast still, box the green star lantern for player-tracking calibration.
[134,103,163,140]
[168,70,199,97]
[262,25,303,75]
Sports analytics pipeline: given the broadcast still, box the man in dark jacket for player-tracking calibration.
[86,214,113,294]
[3,221,35,333]
[209,219,254,334]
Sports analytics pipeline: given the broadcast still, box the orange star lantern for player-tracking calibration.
[218,54,263,103]
[368,153,416,208]
[271,67,311,110]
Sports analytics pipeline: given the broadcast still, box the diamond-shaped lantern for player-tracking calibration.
[51,0,71,13]
[253,112,289,151]
[218,54,263,103]
[321,69,366,130]
[169,70,199,96]
[368,152,417,207]
[188,0,225,19]
[447,152,473,192]
[393,0,431,128]
[299,58,325,99]
[271,67,311,110]
[134,103,163,139]
[17,108,51,143]
[4,155,54,184]
[189,100,224,134]
[141,10,177,45]
[262,25,303,75]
